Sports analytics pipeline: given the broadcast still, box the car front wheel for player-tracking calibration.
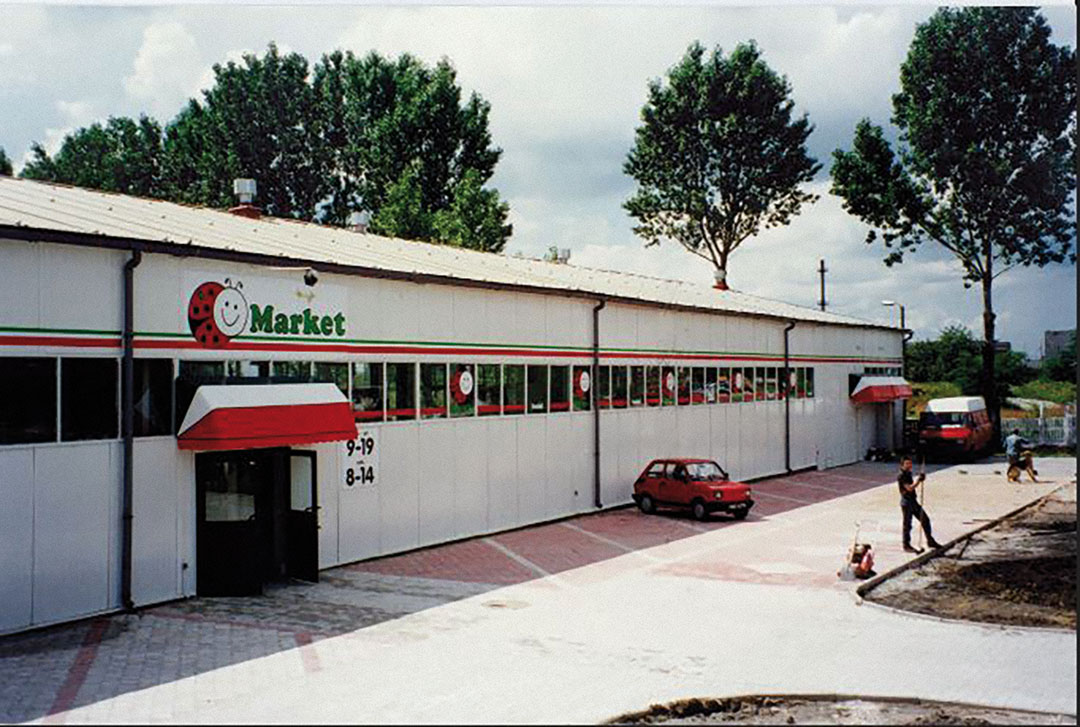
[691,500,708,521]
[639,495,656,514]
[733,508,749,520]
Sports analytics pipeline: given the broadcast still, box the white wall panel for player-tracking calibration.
[417,422,456,546]
[132,439,180,606]
[452,288,490,344]
[133,256,183,338]
[176,452,196,596]
[540,417,572,517]
[452,418,489,536]
[0,448,34,633]
[33,443,114,625]
[0,240,40,328]
[516,417,547,523]
[39,244,123,333]
[377,425,420,556]
[316,443,340,569]
[485,421,519,532]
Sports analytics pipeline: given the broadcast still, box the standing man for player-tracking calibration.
[898,457,943,553]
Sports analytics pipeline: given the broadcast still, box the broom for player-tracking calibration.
[916,456,926,551]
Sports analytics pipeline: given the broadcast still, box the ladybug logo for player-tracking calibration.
[663,371,676,397]
[573,369,591,399]
[188,279,249,349]
[451,368,474,405]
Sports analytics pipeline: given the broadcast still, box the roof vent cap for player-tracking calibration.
[233,178,257,204]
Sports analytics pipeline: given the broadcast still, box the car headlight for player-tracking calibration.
[714,491,724,500]
[746,488,752,497]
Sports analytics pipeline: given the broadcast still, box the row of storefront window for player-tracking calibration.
[0,356,816,445]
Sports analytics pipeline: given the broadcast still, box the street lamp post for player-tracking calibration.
[883,300,910,451]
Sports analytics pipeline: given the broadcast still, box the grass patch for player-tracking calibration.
[1011,380,1077,406]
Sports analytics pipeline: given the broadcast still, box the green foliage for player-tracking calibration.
[831,7,1076,425]
[0,148,12,176]
[370,161,430,240]
[624,41,819,282]
[907,380,963,416]
[906,325,1034,399]
[21,116,163,197]
[431,169,512,252]
[19,44,511,251]
[163,44,331,219]
[1012,379,1077,406]
[832,8,1076,279]
[1040,331,1076,382]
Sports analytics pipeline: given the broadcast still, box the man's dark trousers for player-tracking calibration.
[901,498,934,547]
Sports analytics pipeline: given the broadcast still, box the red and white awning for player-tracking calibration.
[177,383,357,451]
[851,376,913,404]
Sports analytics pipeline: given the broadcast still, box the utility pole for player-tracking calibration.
[818,259,827,312]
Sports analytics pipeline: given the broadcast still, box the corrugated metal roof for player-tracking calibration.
[0,176,888,330]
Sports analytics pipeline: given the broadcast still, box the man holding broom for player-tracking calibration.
[898,456,943,553]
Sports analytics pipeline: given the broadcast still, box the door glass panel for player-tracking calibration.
[290,455,314,511]
[203,458,257,522]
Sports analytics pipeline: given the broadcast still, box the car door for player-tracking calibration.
[640,461,666,502]
[667,464,690,506]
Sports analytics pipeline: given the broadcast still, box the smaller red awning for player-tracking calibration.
[851,376,913,404]
[178,383,357,451]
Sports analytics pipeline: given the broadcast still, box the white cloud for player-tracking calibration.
[19,99,97,166]
[122,22,203,118]
[1,4,1072,356]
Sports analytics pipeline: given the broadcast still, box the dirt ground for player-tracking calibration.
[609,696,1076,725]
[866,481,1077,629]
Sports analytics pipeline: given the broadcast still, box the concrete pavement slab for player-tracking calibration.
[33,458,1075,724]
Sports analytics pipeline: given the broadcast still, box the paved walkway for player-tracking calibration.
[2,458,1074,724]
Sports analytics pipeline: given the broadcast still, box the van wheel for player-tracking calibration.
[691,500,708,521]
[639,495,656,514]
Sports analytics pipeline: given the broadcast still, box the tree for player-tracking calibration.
[624,41,820,288]
[431,169,512,252]
[162,43,331,219]
[1041,331,1077,382]
[312,49,507,248]
[19,44,512,251]
[831,7,1076,438]
[905,325,1034,401]
[0,147,12,176]
[21,116,163,197]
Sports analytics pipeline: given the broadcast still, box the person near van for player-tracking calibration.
[898,457,943,553]
[1004,429,1031,468]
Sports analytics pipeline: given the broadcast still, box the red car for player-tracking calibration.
[632,458,754,521]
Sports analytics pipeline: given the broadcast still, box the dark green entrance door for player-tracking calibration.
[195,448,319,596]
[195,450,276,596]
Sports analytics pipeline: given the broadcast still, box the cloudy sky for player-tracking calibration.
[0,2,1075,356]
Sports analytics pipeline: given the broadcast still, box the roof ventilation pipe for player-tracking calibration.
[349,211,371,234]
[228,178,261,219]
[713,268,729,291]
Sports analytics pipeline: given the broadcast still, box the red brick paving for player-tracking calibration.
[570,509,718,550]
[490,522,627,575]
[349,465,897,586]
[347,537,535,585]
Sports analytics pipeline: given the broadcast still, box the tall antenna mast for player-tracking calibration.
[818,259,828,312]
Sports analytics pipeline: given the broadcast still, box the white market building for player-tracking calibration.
[0,176,908,633]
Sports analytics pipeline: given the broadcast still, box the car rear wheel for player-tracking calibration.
[691,500,708,521]
[639,495,656,514]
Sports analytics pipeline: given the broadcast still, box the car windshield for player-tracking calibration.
[920,412,967,427]
[685,462,727,481]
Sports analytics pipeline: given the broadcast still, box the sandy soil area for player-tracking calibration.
[609,696,1076,725]
[867,482,1076,629]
